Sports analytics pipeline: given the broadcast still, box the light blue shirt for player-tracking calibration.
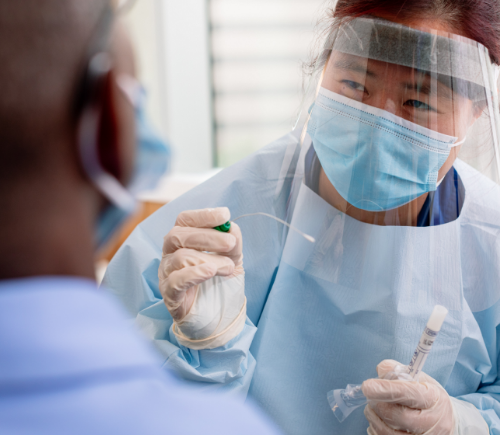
[0,276,281,435]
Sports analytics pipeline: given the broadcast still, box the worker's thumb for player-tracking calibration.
[376,359,401,379]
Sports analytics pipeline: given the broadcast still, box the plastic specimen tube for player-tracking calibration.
[406,305,448,380]
[328,305,449,422]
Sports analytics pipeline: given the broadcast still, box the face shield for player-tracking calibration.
[298,17,500,223]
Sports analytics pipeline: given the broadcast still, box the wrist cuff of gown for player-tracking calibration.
[450,397,489,435]
[172,297,247,350]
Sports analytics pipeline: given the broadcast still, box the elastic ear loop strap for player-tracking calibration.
[172,297,247,345]
[449,136,466,148]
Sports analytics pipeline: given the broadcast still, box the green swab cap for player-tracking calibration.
[213,221,231,233]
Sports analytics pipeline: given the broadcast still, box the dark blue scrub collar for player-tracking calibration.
[417,166,465,226]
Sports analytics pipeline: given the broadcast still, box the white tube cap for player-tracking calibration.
[426,305,448,332]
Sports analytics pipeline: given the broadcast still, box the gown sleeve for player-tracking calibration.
[102,206,258,398]
[453,303,500,434]
[135,293,258,396]
[102,137,296,399]
[436,162,500,433]
[457,390,500,434]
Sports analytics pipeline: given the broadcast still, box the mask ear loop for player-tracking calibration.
[116,74,142,107]
[77,53,136,213]
[116,0,139,14]
[434,136,467,187]
[448,136,467,148]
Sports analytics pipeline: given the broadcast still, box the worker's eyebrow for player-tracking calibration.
[333,58,377,77]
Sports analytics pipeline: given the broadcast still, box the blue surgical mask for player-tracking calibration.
[93,76,170,249]
[307,88,462,212]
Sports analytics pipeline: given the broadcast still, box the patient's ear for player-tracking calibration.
[95,67,136,188]
[96,70,121,181]
[103,21,137,186]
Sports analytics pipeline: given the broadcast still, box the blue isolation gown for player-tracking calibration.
[103,131,500,435]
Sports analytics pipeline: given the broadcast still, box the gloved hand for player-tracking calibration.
[362,360,489,435]
[158,207,246,350]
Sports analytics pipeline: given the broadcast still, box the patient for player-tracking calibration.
[0,1,280,434]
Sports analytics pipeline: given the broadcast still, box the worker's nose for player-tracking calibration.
[365,91,404,117]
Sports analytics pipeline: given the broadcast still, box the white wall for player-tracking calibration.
[210,0,325,166]
[122,0,328,172]
[123,0,213,173]
[122,0,166,149]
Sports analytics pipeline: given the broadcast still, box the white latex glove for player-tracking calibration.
[362,360,489,435]
[158,207,246,350]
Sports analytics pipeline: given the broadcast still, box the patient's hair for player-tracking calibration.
[333,0,500,64]
[0,0,107,188]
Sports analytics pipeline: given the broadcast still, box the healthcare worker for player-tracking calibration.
[103,0,500,434]
[0,1,282,434]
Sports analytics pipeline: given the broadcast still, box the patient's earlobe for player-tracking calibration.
[97,71,121,181]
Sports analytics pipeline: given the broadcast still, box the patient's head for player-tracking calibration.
[0,0,137,279]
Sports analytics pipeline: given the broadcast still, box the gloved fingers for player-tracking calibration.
[376,359,403,378]
[362,379,440,409]
[175,207,230,228]
[369,401,431,433]
[161,263,217,303]
[413,370,443,388]
[226,222,243,267]
[163,226,237,255]
[376,360,441,387]
[164,248,235,276]
[364,404,410,435]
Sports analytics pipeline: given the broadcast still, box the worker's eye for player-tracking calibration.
[404,99,435,111]
[342,80,366,92]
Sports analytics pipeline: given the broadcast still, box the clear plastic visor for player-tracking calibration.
[299,17,500,222]
[318,17,495,139]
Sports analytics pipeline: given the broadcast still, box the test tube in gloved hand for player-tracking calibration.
[327,305,448,422]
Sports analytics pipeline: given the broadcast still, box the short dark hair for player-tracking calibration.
[0,0,108,186]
